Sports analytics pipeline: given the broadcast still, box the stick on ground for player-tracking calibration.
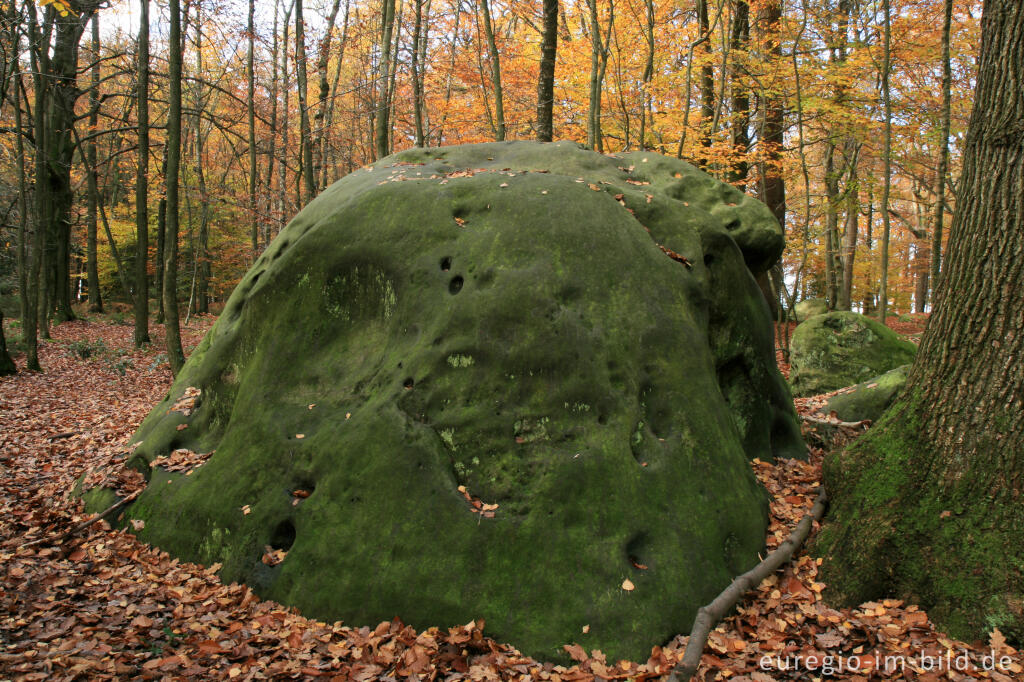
[668,486,829,682]
[20,489,141,550]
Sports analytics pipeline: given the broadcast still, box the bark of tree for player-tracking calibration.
[838,145,860,311]
[411,0,426,145]
[295,0,316,202]
[164,0,186,375]
[247,0,258,255]
[313,0,342,187]
[930,0,954,302]
[24,2,50,371]
[14,50,29,331]
[479,0,505,140]
[134,0,151,345]
[727,0,749,186]
[585,0,612,151]
[374,0,397,158]
[877,0,892,322]
[192,6,210,316]
[0,310,15,376]
[696,0,714,155]
[535,0,558,142]
[817,0,1024,643]
[86,16,102,314]
[638,0,652,149]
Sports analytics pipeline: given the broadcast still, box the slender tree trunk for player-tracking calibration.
[24,3,50,371]
[696,0,714,154]
[156,195,166,323]
[14,57,29,329]
[86,16,102,313]
[375,0,397,157]
[247,0,258,255]
[295,0,316,202]
[164,0,186,375]
[727,0,749,185]
[480,0,505,140]
[818,0,1024,643]
[536,0,558,141]
[637,0,653,149]
[265,0,280,247]
[193,3,210,315]
[838,153,859,311]
[322,0,351,182]
[312,0,342,188]
[410,0,426,145]
[134,0,151,345]
[586,0,613,151]
[930,0,953,304]
[877,0,892,323]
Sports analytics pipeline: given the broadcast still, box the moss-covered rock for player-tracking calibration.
[116,141,802,662]
[793,298,828,322]
[826,364,911,422]
[790,311,917,397]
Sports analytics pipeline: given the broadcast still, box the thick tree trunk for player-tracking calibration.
[535,0,558,142]
[411,0,426,146]
[134,0,151,345]
[817,0,1024,643]
[247,0,258,255]
[727,0,749,186]
[696,0,714,155]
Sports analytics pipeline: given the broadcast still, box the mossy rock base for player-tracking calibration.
[826,364,911,423]
[789,311,917,398]
[793,298,827,322]
[117,141,802,662]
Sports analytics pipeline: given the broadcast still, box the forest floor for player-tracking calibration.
[1,313,1019,681]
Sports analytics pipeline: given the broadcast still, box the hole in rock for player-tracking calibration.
[440,256,452,271]
[704,253,715,267]
[404,377,415,389]
[724,218,741,232]
[270,520,296,552]
[449,276,464,295]
[597,414,608,425]
[626,533,650,570]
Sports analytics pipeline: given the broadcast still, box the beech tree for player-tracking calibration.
[817,0,1024,642]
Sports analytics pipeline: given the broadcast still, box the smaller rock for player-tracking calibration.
[793,298,828,322]
[826,364,912,422]
[790,311,917,397]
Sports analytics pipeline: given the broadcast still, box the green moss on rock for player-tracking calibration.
[793,298,827,322]
[120,141,802,661]
[789,311,917,397]
[826,364,911,422]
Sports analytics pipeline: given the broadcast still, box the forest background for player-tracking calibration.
[0,0,978,361]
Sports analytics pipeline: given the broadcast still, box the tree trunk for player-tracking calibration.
[876,0,892,323]
[247,0,258,255]
[295,0,316,202]
[313,0,343,187]
[817,0,1024,644]
[24,2,50,371]
[411,0,426,145]
[535,0,558,142]
[193,4,210,315]
[696,0,714,155]
[86,16,102,313]
[164,0,186,375]
[838,149,859,311]
[375,0,397,158]
[586,0,613,151]
[134,0,151,345]
[727,0,749,185]
[0,311,16,376]
[638,0,653,149]
[480,0,505,141]
[930,0,954,301]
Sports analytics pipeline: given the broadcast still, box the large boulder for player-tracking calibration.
[793,298,828,322]
[790,311,917,397]
[116,141,803,661]
[825,364,911,423]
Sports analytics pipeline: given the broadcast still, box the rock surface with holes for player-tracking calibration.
[116,141,802,662]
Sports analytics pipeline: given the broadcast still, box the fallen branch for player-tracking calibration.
[47,431,78,442]
[800,414,869,429]
[20,489,141,551]
[668,487,829,682]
